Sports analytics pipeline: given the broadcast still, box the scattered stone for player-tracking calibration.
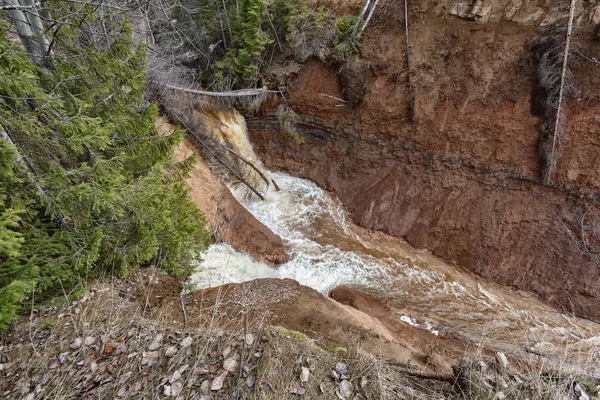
[84,336,96,346]
[200,379,210,394]
[496,392,506,400]
[127,328,136,338]
[295,355,303,365]
[163,384,171,396]
[170,370,181,383]
[49,361,58,370]
[148,340,161,351]
[171,381,183,396]
[180,336,193,348]
[141,351,159,366]
[223,357,238,372]
[337,380,353,399]
[360,376,368,388]
[289,381,305,395]
[246,374,255,388]
[335,363,350,375]
[70,338,83,349]
[116,343,128,355]
[194,366,210,375]
[165,346,178,357]
[576,383,590,400]
[245,333,255,346]
[117,385,128,397]
[211,371,227,391]
[216,329,225,337]
[59,352,70,363]
[300,367,310,383]
[495,352,509,371]
[90,361,98,372]
[222,346,232,358]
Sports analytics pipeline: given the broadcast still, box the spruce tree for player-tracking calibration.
[0,11,209,328]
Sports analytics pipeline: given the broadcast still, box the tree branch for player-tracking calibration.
[164,83,280,98]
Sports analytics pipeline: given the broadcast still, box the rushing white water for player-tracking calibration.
[190,110,600,374]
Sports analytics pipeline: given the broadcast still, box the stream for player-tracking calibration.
[189,106,600,375]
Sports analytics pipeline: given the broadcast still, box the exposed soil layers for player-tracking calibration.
[248,3,600,318]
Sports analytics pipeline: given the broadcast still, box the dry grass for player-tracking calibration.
[1,271,599,399]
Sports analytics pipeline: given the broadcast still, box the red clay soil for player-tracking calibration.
[186,278,470,376]
[247,3,600,319]
[173,135,289,265]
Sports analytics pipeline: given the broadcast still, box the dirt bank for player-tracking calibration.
[154,115,289,266]
[247,2,600,318]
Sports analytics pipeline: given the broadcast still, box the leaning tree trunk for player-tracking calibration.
[545,0,577,185]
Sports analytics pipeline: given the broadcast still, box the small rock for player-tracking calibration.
[245,333,255,346]
[148,341,161,351]
[59,352,70,363]
[576,383,590,400]
[222,346,232,358]
[165,346,178,357]
[331,370,340,381]
[117,385,128,397]
[211,371,227,391]
[84,336,96,346]
[496,392,506,400]
[289,381,305,395]
[223,357,238,372]
[200,379,210,394]
[70,338,83,349]
[164,384,172,396]
[216,329,225,337]
[246,375,255,388]
[300,367,310,383]
[141,351,160,366]
[180,336,193,348]
[295,355,303,365]
[338,380,353,399]
[495,352,509,371]
[90,361,98,372]
[171,381,183,396]
[360,376,368,388]
[335,363,350,375]
[127,328,136,338]
[170,370,181,383]
[194,366,210,375]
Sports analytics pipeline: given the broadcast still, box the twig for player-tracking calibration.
[235,314,248,398]
[179,293,187,328]
[319,93,349,103]
[165,83,280,98]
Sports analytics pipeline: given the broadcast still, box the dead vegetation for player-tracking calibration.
[1,271,599,399]
[276,105,304,144]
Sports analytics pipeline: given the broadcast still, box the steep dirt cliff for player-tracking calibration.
[247,1,600,318]
[163,119,289,265]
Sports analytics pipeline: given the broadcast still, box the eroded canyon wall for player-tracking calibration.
[248,1,600,318]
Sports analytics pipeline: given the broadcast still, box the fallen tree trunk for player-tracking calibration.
[165,84,280,98]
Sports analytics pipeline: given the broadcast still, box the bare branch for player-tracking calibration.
[164,83,280,98]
